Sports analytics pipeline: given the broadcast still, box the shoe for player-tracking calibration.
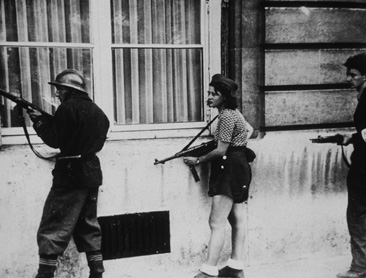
[218,266,244,278]
[337,270,366,278]
[194,271,217,278]
[89,275,103,278]
[35,274,54,278]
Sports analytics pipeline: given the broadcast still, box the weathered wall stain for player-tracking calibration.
[0,130,352,277]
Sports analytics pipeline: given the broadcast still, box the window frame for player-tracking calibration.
[0,0,222,145]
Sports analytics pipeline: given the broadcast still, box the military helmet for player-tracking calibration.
[48,69,87,93]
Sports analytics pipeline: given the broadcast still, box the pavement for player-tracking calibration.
[243,255,351,278]
[104,254,352,278]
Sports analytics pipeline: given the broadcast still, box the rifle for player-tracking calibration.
[0,89,53,118]
[154,140,217,181]
[154,115,218,182]
[310,134,350,168]
[310,134,343,145]
[0,89,57,160]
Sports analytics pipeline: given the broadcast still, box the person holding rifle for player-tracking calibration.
[183,74,253,278]
[27,69,109,278]
[336,53,366,278]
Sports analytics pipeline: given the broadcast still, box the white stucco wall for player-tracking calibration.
[0,129,352,277]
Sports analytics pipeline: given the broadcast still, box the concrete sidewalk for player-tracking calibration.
[104,255,352,278]
[244,255,351,278]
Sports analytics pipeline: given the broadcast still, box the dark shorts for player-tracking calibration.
[208,147,251,203]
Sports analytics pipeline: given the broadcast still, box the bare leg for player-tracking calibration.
[206,195,234,266]
[228,202,246,261]
[215,203,246,278]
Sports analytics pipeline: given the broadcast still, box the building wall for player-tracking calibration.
[0,130,352,277]
[263,1,366,130]
[0,0,363,277]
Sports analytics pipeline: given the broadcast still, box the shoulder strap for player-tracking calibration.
[181,115,218,151]
[341,145,351,169]
[17,106,58,161]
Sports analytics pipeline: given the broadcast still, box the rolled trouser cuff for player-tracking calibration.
[36,255,58,278]
[87,251,105,274]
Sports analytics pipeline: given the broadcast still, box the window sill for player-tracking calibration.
[1,122,214,145]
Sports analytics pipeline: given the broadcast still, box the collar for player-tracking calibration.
[357,82,366,101]
[65,92,92,102]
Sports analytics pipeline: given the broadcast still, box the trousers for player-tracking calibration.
[347,166,366,272]
[37,187,102,256]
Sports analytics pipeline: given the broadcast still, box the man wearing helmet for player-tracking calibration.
[27,69,110,278]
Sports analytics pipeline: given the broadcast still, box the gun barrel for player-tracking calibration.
[0,89,17,102]
[154,154,178,165]
[310,134,343,144]
[0,89,53,118]
[154,140,217,165]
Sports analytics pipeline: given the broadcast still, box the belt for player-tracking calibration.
[227,146,246,153]
[57,155,81,160]
[56,153,96,161]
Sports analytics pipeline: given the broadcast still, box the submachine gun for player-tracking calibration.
[310,134,343,145]
[154,115,218,182]
[0,89,53,118]
[310,134,350,168]
[0,89,56,160]
[154,140,217,182]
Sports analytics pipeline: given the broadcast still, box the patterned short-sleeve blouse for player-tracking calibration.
[214,109,250,147]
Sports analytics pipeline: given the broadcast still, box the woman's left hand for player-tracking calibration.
[183,156,197,166]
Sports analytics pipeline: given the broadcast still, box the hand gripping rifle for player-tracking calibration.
[154,115,218,182]
[0,89,57,160]
[310,134,343,145]
[0,89,53,118]
[310,134,350,168]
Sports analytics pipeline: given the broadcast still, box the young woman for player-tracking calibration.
[184,74,254,278]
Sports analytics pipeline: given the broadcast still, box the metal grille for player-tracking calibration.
[98,211,170,260]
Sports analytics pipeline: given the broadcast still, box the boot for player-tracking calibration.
[35,274,54,278]
[87,251,104,278]
[89,274,103,278]
[35,255,57,278]
[337,269,366,278]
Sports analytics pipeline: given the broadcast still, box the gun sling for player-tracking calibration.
[0,89,57,160]
[341,145,351,169]
[17,106,58,161]
[154,115,219,182]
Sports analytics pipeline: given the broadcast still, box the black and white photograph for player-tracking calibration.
[0,1,365,277]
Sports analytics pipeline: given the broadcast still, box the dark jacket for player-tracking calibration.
[351,90,366,166]
[33,93,110,188]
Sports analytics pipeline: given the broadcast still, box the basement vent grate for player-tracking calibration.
[98,211,170,260]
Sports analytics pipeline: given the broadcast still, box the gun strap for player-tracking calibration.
[181,115,218,152]
[181,115,218,182]
[17,107,57,161]
[341,145,351,169]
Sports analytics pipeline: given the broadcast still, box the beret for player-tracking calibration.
[210,73,238,92]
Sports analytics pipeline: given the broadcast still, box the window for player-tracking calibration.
[0,0,93,128]
[0,0,221,144]
[263,1,366,131]
[111,0,203,124]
